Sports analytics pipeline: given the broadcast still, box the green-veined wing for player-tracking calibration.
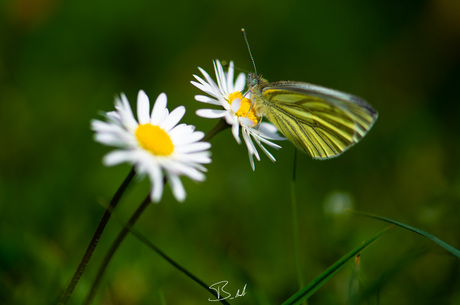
[250,77,378,159]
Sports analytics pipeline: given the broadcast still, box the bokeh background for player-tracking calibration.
[1,0,460,304]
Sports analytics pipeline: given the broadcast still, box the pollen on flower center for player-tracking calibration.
[228,92,260,127]
[135,124,174,156]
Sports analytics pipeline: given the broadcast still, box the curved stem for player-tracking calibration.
[83,119,230,304]
[58,167,136,305]
[128,228,230,305]
[203,118,231,142]
[84,194,152,305]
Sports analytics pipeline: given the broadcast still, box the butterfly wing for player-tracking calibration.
[257,81,378,159]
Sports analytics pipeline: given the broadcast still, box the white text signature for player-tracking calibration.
[208,280,247,301]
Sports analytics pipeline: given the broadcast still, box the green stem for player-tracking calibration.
[83,119,229,304]
[203,118,231,142]
[128,227,231,305]
[84,194,151,305]
[290,149,307,305]
[58,167,136,305]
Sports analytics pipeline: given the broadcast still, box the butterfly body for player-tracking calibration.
[247,72,378,159]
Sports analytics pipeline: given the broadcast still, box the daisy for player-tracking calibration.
[92,90,212,202]
[191,60,284,170]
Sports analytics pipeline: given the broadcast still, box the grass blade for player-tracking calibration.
[354,211,460,259]
[282,226,393,305]
[126,226,231,305]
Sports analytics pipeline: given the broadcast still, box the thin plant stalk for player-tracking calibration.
[128,226,231,305]
[290,149,307,305]
[83,119,230,304]
[58,166,136,305]
[84,194,151,305]
[202,118,230,142]
[282,226,393,305]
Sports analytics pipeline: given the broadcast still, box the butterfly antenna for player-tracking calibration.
[241,28,257,75]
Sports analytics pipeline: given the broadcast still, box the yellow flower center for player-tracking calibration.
[135,123,174,156]
[228,92,260,127]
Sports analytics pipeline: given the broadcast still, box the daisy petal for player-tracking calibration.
[117,94,138,131]
[231,122,241,144]
[171,130,205,145]
[148,161,164,202]
[242,131,259,162]
[162,106,185,132]
[92,90,211,202]
[168,173,186,202]
[137,90,151,124]
[191,60,283,170]
[234,73,246,92]
[227,61,235,92]
[194,95,221,105]
[175,142,211,153]
[150,93,168,125]
[196,108,227,119]
[231,98,241,113]
[103,150,135,166]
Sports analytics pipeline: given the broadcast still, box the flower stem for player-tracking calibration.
[84,193,152,305]
[291,149,307,305]
[83,119,229,304]
[203,118,231,142]
[58,167,136,305]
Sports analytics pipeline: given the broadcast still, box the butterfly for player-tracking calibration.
[247,74,378,159]
[242,30,378,159]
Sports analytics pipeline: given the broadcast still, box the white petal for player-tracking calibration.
[175,142,211,153]
[148,161,164,202]
[254,138,277,162]
[117,94,138,131]
[191,80,218,98]
[191,74,211,88]
[227,61,235,92]
[231,121,241,144]
[161,106,185,132]
[242,131,260,161]
[103,150,135,166]
[240,117,255,127]
[196,109,227,119]
[251,131,282,148]
[224,112,236,125]
[214,60,229,97]
[91,120,125,135]
[231,98,241,113]
[168,124,194,139]
[137,90,151,124]
[234,73,246,92]
[194,95,221,105]
[172,130,205,145]
[94,133,131,147]
[197,67,219,91]
[150,93,168,125]
[177,152,212,164]
[105,111,121,124]
[259,122,285,140]
[91,120,114,132]
[166,161,206,181]
[168,173,186,202]
[248,154,255,171]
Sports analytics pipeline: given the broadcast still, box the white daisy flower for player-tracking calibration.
[92,90,212,202]
[191,60,284,170]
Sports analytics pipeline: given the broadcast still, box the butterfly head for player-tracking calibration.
[248,72,259,88]
[247,72,268,97]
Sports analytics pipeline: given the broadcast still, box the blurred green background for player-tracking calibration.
[1,0,460,304]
